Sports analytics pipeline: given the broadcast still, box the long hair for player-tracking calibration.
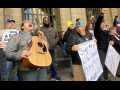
[109,27,118,36]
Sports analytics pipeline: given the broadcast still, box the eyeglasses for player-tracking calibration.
[71,24,74,25]
[44,20,49,22]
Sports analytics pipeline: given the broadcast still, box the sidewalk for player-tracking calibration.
[8,57,120,81]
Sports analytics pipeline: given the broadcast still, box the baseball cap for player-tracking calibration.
[7,19,15,23]
[75,21,84,27]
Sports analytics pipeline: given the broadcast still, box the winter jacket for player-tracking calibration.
[113,18,120,35]
[94,13,110,51]
[5,30,48,71]
[34,26,59,50]
[65,33,89,65]
[110,35,120,55]
[58,35,64,47]
[63,28,76,43]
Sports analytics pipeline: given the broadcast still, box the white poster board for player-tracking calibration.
[78,40,103,81]
[105,44,120,77]
[2,29,19,46]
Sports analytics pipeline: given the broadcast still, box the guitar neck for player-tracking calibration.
[37,23,42,43]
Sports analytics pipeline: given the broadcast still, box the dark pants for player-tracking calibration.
[98,49,109,81]
[49,48,57,78]
[0,54,8,81]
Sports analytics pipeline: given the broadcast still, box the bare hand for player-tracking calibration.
[21,47,32,59]
[94,39,97,43]
[90,16,94,20]
[72,45,80,51]
[37,31,44,38]
[102,8,107,13]
[110,41,114,45]
[0,41,6,49]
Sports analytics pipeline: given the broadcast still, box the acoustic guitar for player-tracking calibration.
[23,19,52,70]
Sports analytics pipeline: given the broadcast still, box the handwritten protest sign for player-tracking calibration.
[2,29,19,46]
[78,40,103,81]
[105,44,120,77]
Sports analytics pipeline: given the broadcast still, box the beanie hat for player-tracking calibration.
[67,21,73,27]
[75,21,84,27]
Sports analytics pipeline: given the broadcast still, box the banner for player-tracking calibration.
[78,40,103,81]
[2,29,19,46]
[105,44,120,77]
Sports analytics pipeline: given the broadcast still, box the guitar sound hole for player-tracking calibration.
[42,44,47,52]
[38,42,43,47]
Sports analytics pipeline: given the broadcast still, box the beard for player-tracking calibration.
[9,26,16,29]
[43,23,50,27]
[80,32,86,37]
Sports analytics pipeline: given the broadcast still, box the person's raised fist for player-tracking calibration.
[102,8,107,14]
[90,16,94,20]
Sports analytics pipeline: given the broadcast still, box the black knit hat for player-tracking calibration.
[101,21,105,23]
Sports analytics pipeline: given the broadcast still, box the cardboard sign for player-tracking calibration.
[78,40,103,81]
[2,29,19,46]
[105,44,120,77]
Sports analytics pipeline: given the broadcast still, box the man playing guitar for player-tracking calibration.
[5,20,48,81]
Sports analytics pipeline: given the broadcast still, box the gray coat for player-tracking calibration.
[5,30,48,71]
[34,26,59,50]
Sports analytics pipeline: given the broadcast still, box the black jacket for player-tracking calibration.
[58,35,64,47]
[110,35,120,55]
[63,28,76,42]
[65,33,89,65]
[94,13,110,51]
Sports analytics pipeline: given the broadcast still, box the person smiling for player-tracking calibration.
[5,20,48,81]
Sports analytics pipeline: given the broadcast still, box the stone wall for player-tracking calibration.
[0,8,22,30]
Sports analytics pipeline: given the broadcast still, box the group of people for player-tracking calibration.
[0,8,120,81]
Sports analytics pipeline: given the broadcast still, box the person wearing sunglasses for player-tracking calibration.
[35,17,60,81]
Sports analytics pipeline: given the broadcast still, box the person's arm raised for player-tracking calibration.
[85,16,94,40]
[94,8,107,38]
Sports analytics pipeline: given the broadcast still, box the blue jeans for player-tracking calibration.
[6,61,18,81]
[49,48,57,78]
[70,58,73,73]
[17,68,48,81]
[61,42,69,56]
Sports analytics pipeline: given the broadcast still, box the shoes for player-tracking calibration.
[51,76,61,81]
[104,79,111,81]
[67,55,70,58]
[70,72,74,77]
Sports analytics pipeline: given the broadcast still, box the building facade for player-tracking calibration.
[0,8,120,33]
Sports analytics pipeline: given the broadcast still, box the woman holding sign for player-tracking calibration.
[109,27,120,77]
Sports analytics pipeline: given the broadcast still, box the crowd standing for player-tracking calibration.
[0,8,120,81]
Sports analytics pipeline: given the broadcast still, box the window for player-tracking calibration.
[22,8,57,32]
[86,8,102,29]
